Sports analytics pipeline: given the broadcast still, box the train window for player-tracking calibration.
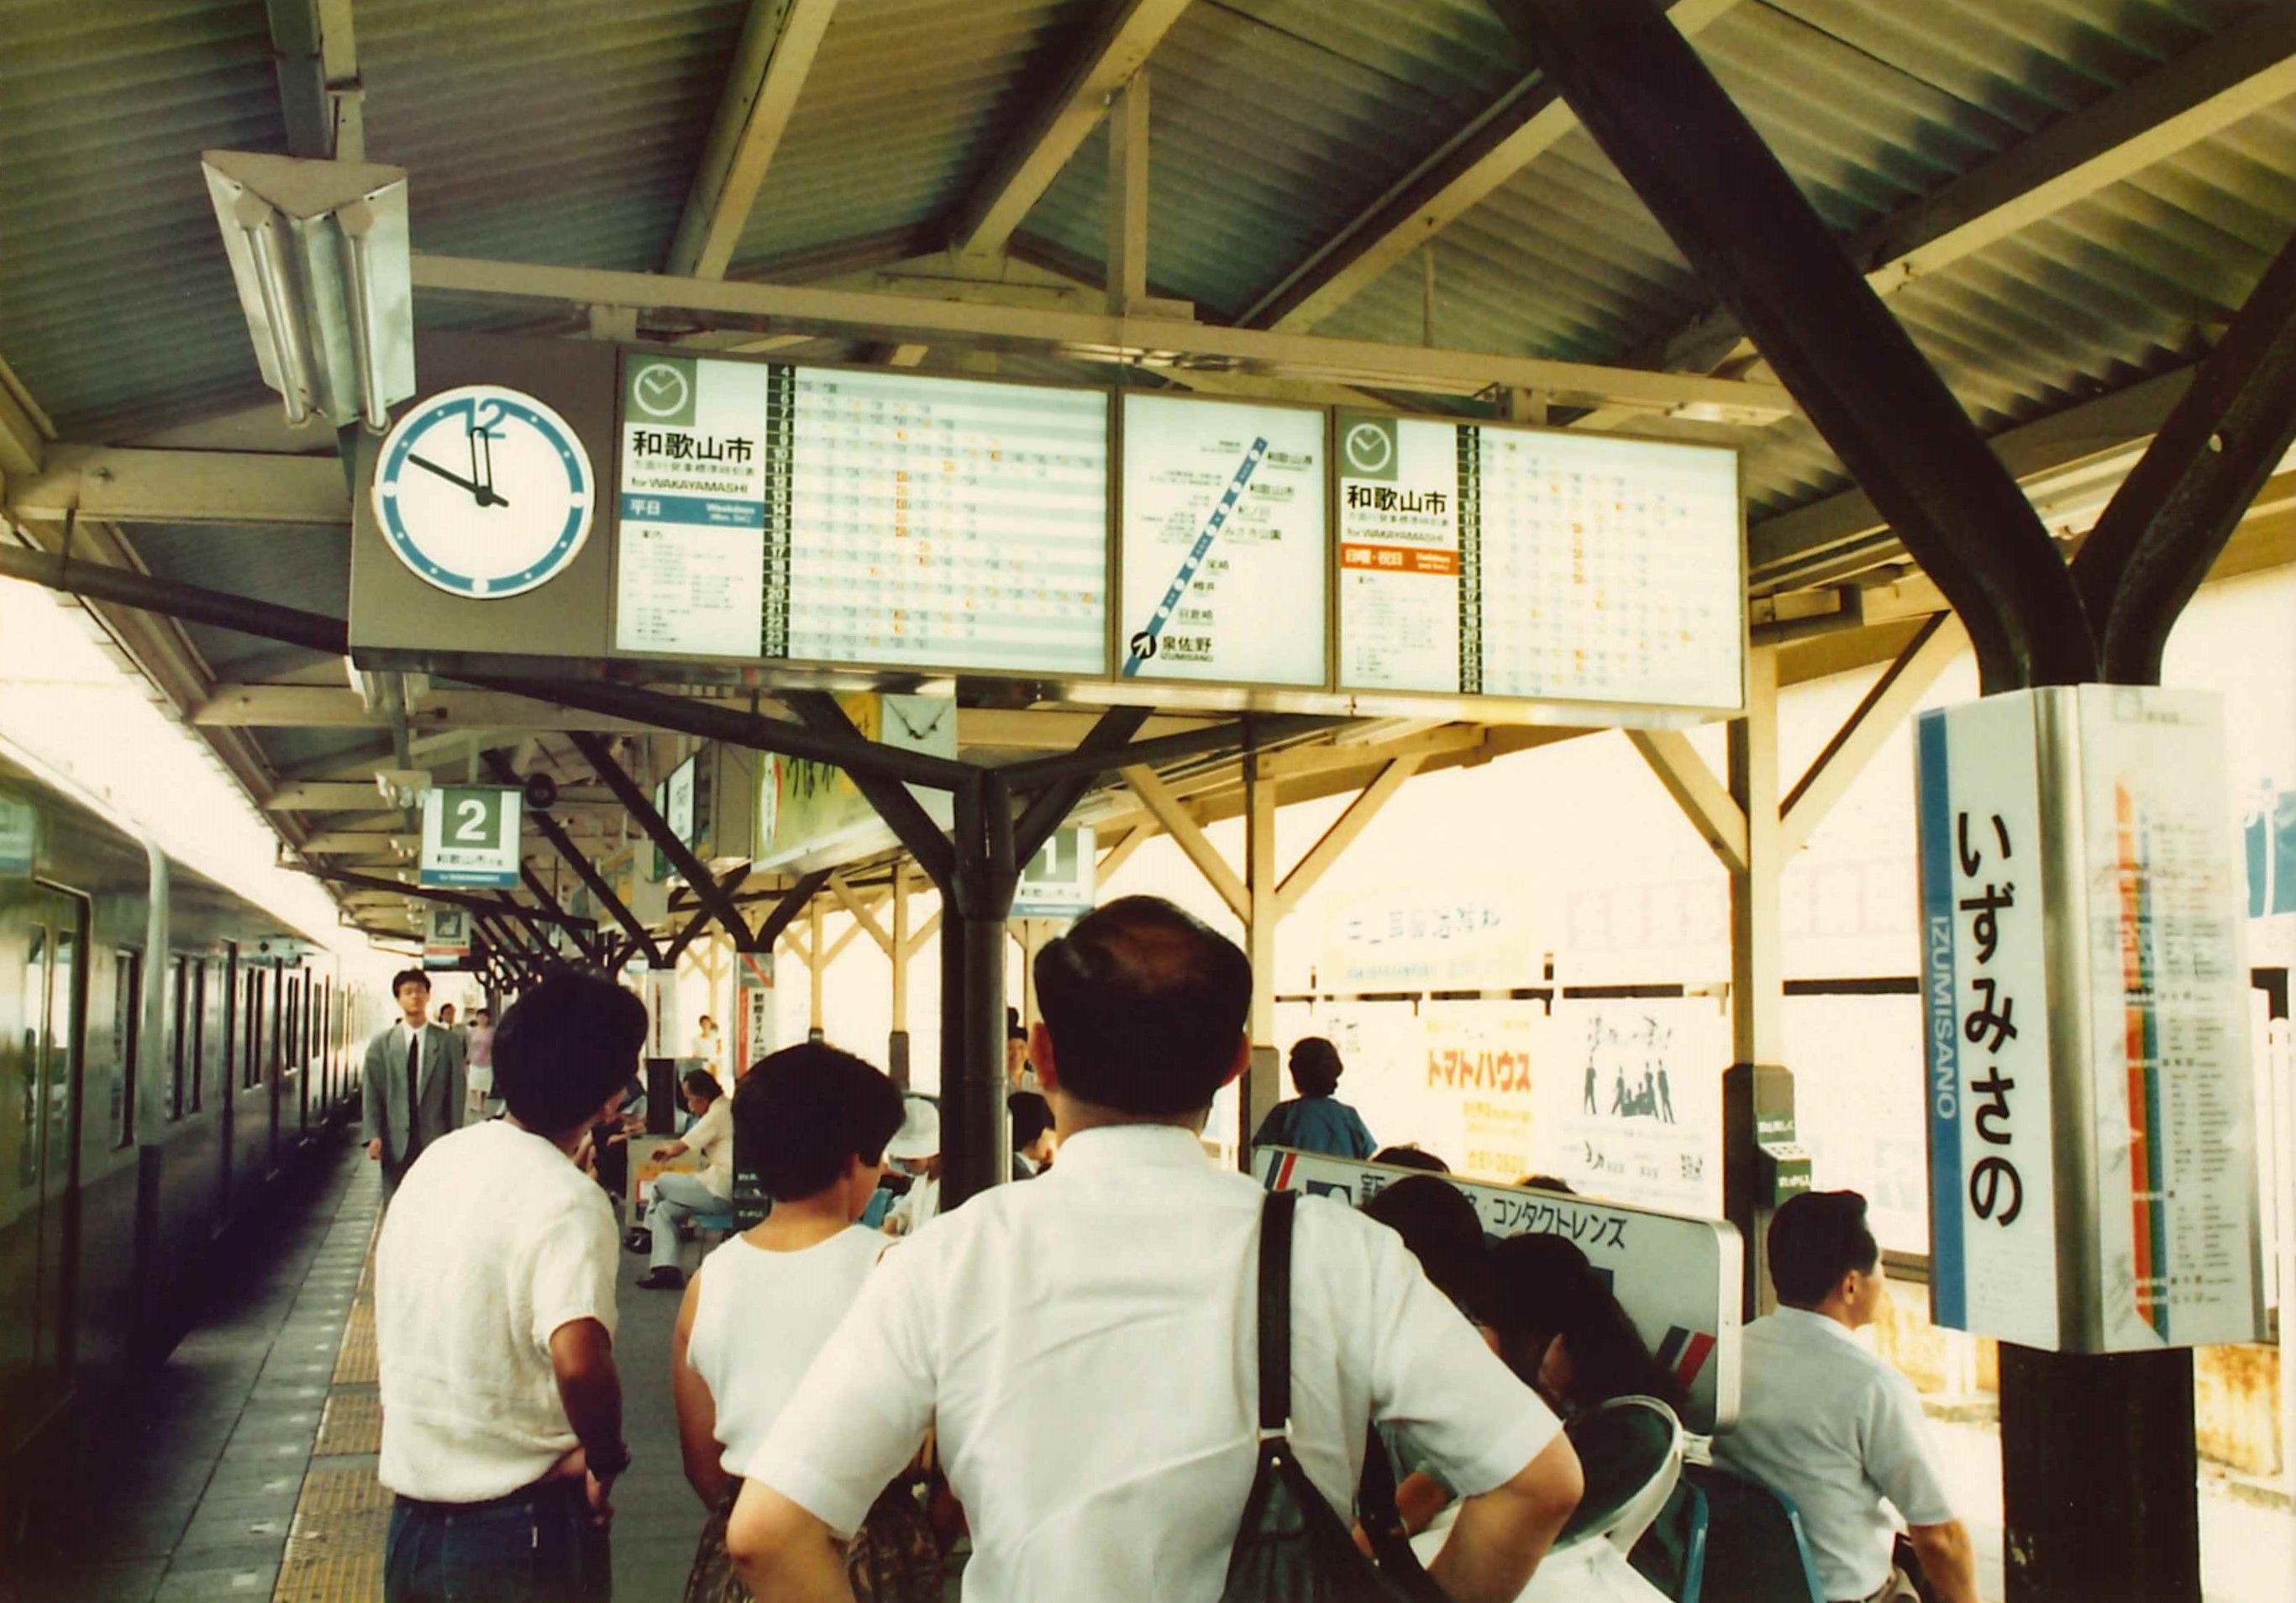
[111,949,139,1147]
[47,928,75,1184]
[243,970,263,1089]
[194,959,215,1112]
[18,928,43,1193]
[168,959,187,1120]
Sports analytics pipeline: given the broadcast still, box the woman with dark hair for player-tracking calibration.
[1249,1035,1377,1159]
[1484,1235,1684,1416]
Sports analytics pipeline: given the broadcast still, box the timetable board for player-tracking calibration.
[1335,413,1744,711]
[1117,393,1328,686]
[612,354,1109,675]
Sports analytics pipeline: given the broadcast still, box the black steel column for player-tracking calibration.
[938,775,1017,1207]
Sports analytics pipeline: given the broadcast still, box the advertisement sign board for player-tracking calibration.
[756,694,958,871]
[423,906,472,969]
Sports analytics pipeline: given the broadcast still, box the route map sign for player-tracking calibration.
[614,354,1109,676]
[1118,393,1327,686]
[1334,413,1743,712]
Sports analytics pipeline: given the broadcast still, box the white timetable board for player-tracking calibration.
[612,355,1111,676]
[1117,393,1327,686]
[1335,413,1744,711]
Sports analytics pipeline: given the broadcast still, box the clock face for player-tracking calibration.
[372,384,595,598]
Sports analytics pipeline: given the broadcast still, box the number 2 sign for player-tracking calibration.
[420,786,523,888]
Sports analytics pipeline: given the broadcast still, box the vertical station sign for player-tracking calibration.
[615,354,773,658]
[1011,825,1097,921]
[419,785,523,889]
[1915,687,2265,1352]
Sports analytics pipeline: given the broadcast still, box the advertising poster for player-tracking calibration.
[1319,887,1534,994]
[1533,999,1726,1217]
[423,907,471,970]
[755,693,958,870]
[1118,393,1327,686]
[1416,1003,1542,1184]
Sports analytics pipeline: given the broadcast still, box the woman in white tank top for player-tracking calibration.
[670,1043,910,1603]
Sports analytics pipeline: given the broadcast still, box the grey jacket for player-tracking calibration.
[360,1021,469,1169]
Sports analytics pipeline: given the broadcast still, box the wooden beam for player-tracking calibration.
[0,350,48,486]
[665,0,842,279]
[408,253,1795,421]
[948,0,1193,261]
[194,685,657,733]
[1273,753,1424,918]
[828,872,894,956]
[1243,0,1743,332]
[266,0,362,161]
[263,780,621,811]
[4,445,350,526]
[1106,69,1149,313]
[1575,8,2296,432]
[1626,729,1747,875]
[1778,614,1963,857]
[1122,765,1246,917]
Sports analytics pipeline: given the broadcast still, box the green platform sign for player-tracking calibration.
[420,785,523,888]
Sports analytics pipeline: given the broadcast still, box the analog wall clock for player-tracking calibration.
[371,383,594,598]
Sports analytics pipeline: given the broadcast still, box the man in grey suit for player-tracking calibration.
[362,968,469,1201]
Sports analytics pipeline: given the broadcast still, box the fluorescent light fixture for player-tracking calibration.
[202,150,414,430]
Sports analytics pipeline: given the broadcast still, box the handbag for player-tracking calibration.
[1219,1190,1450,1603]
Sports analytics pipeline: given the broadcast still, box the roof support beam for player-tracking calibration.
[784,691,959,888]
[1242,0,1743,331]
[1122,765,1246,918]
[1106,68,1150,313]
[1574,5,2296,431]
[665,865,756,966]
[1778,614,1962,858]
[1273,752,1424,919]
[1626,729,1747,876]
[266,0,363,161]
[490,750,665,969]
[1012,706,1152,863]
[194,685,656,733]
[302,866,588,928]
[827,872,894,957]
[5,446,351,526]
[665,0,842,278]
[1503,0,2094,691]
[948,0,1194,262]
[2072,223,2296,685]
[568,730,758,950]
[407,253,1794,421]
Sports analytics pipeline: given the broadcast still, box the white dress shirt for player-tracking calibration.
[750,1123,1560,1602]
[376,1122,619,1501]
[682,1096,736,1196]
[1712,1307,1957,1601]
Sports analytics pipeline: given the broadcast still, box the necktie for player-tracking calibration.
[404,1030,423,1166]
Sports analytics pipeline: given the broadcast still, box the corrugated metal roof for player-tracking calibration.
[731,0,1101,264]
[0,0,286,440]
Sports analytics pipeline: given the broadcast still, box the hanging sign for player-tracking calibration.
[423,906,473,969]
[419,785,523,889]
[1253,1147,1742,1433]
[651,754,701,880]
[734,952,776,1080]
[1011,825,1096,920]
[1915,686,2265,1353]
[0,790,37,879]
[756,694,957,870]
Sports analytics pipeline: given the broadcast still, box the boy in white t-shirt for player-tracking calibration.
[375,973,650,1603]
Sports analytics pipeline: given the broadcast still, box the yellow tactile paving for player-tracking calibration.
[332,1298,377,1385]
[313,1388,382,1457]
[274,1464,391,1603]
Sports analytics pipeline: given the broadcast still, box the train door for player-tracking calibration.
[1,884,87,1448]
[215,943,236,1230]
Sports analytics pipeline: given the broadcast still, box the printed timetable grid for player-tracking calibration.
[764,370,1108,675]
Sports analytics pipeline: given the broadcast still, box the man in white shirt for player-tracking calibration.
[639,1069,737,1290]
[1713,1190,1979,1603]
[729,896,1582,1602]
[360,969,468,1203]
[376,971,649,1603]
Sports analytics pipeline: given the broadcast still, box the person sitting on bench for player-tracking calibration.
[640,1070,735,1290]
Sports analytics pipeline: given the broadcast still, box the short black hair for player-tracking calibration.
[391,968,430,996]
[1362,1175,1489,1316]
[1008,1091,1053,1149]
[1373,1144,1449,1174]
[1517,1175,1574,1194]
[680,1068,722,1101]
[736,1043,906,1201]
[1768,1190,1880,1306]
[1034,896,1250,1117]
[1484,1233,1682,1411]
[1288,1037,1342,1098]
[492,974,649,1136]
[1006,1006,1027,1043]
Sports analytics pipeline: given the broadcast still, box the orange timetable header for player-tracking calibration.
[1341,542,1459,576]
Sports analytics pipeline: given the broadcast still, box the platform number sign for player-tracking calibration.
[1011,825,1095,920]
[420,785,523,889]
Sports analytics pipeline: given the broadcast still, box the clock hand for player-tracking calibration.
[407,452,509,508]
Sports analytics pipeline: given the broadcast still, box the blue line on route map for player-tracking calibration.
[1122,437,1269,678]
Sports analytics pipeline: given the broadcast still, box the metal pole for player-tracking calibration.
[938,776,1016,1208]
[890,871,912,1087]
[1723,643,1789,1320]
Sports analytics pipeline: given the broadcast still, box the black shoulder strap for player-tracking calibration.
[1258,1190,1296,1432]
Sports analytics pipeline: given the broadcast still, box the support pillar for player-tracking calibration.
[889,871,911,1087]
[806,897,825,1042]
[938,778,1017,1207]
[1243,752,1281,1143]
[1725,644,1790,1317]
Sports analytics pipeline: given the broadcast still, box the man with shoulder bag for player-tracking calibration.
[728,896,1582,1602]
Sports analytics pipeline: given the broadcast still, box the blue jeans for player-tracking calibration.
[385,1477,610,1603]
[646,1173,732,1271]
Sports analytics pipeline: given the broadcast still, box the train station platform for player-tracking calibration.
[18,1138,2286,1603]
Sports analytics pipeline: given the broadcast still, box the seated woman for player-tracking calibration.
[1484,1234,1684,1416]
[639,1070,737,1290]
[671,1043,907,1601]
[1360,1175,1494,1537]
[1250,1036,1377,1159]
